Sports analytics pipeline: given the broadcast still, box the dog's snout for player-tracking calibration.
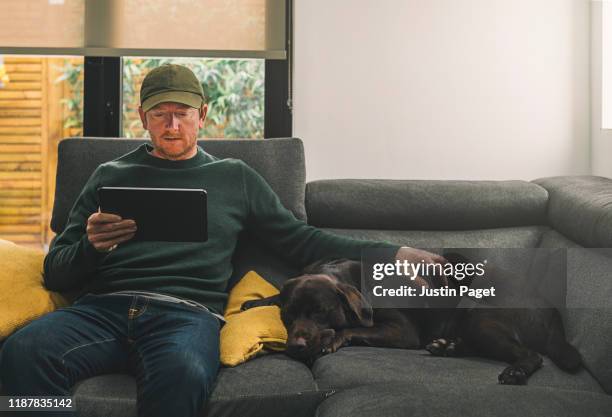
[290,337,308,349]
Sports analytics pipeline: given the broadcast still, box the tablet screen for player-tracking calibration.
[98,187,207,242]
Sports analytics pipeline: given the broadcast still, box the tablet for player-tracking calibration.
[97,187,207,242]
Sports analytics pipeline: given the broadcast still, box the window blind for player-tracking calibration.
[0,0,286,59]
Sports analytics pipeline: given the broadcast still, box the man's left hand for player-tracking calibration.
[395,247,448,288]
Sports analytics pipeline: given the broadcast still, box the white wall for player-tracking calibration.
[293,0,591,181]
[592,1,612,177]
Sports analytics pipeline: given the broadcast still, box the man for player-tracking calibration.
[0,64,444,417]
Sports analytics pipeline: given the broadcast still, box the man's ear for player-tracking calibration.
[138,106,147,129]
[336,282,373,327]
[198,103,208,129]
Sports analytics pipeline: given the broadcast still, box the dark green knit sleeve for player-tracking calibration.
[43,166,108,291]
[241,163,400,267]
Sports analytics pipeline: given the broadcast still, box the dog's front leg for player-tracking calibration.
[321,321,420,354]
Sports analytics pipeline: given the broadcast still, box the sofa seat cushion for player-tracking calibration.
[315,382,612,417]
[321,226,548,249]
[71,353,329,417]
[311,347,603,394]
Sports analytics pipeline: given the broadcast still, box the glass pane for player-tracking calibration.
[122,57,264,139]
[0,55,83,250]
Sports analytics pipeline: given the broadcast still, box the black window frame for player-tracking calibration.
[83,0,292,139]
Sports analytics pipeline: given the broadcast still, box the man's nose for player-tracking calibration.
[166,114,180,130]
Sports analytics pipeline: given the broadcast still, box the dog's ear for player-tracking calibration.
[335,282,373,327]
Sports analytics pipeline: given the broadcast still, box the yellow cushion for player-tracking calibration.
[0,239,69,340]
[220,270,287,366]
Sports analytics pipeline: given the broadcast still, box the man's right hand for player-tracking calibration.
[87,212,137,252]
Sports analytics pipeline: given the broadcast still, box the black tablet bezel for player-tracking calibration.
[97,186,207,242]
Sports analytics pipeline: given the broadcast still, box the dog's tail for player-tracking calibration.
[546,312,582,372]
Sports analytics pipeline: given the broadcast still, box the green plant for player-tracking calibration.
[54,61,84,132]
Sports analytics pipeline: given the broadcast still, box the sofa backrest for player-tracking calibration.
[306,179,549,230]
[50,137,306,289]
[51,137,307,234]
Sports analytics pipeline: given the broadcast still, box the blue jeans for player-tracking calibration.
[0,293,221,417]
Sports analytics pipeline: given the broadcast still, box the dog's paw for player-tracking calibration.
[320,329,346,355]
[498,366,527,385]
[425,338,460,357]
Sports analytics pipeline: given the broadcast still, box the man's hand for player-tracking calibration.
[87,212,137,252]
[395,247,446,265]
[395,247,448,288]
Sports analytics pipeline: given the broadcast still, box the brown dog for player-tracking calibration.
[241,256,582,384]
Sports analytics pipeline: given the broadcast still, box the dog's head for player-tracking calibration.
[278,273,373,361]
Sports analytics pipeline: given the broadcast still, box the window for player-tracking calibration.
[0,0,291,250]
[0,55,84,249]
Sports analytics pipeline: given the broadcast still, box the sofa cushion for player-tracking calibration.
[538,229,612,393]
[311,347,603,394]
[220,271,286,367]
[319,226,548,249]
[306,180,548,230]
[315,382,612,417]
[51,137,307,234]
[533,176,612,247]
[71,354,329,417]
[0,240,68,341]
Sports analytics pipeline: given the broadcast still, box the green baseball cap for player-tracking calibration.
[140,64,205,112]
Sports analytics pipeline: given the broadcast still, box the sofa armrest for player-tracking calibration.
[532,176,612,247]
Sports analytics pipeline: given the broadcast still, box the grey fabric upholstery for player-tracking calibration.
[2,137,611,416]
[533,176,612,247]
[306,179,548,230]
[537,229,612,392]
[51,137,307,234]
[315,382,612,417]
[72,354,329,417]
[311,347,603,393]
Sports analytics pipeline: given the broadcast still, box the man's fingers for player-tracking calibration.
[99,220,136,232]
[432,254,448,264]
[87,219,136,235]
[90,227,137,243]
[89,211,123,223]
[414,276,429,289]
[92,232,136,252]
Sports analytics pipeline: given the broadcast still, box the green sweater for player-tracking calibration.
[44,143,399,314]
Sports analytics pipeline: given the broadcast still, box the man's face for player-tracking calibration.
[138,102,207,161]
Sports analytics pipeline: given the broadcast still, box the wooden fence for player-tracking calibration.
[0,56,81,249]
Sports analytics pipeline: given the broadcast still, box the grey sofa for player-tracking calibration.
[1,137,611,417]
